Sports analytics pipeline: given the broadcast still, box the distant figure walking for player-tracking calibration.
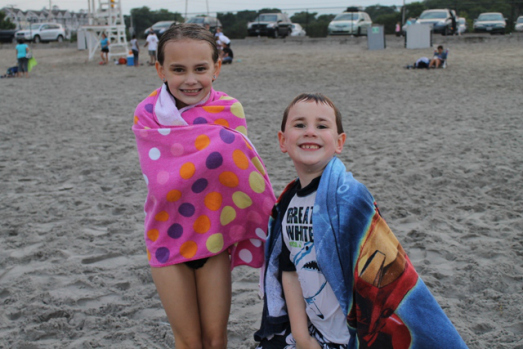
[130,34,139,67]
[395,22,402,37]
[15,38,29,78]
[144,30,159,66]
[100,32,109,65]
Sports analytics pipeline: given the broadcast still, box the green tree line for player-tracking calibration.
[125,0,523,38]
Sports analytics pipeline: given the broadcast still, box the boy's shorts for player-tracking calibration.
[256,324,348,349]
[149,50,156,56]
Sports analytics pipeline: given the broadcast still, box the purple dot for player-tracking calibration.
[156,247,170,263]
[179,203,195,217]
[145,104,154,113]
[192,178,208,193]
[194,117,208,124]
[220,129,235,144]
[167,223,183,239]
[206,152,223,169]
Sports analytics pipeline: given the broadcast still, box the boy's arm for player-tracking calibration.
[282,271,321,349]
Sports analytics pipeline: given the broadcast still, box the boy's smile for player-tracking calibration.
[279,101,346,186]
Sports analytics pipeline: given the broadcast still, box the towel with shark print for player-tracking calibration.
[280,177,351,345]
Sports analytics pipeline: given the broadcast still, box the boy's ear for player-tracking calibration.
[278,131,288,153]
[335,133,347,154]
[155,61,164,81]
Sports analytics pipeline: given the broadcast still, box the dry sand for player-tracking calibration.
[1,34,522,348]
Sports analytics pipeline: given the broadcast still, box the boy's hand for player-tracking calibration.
[296,336,322,349]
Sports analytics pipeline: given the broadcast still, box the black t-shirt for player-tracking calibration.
[223,47,233,59]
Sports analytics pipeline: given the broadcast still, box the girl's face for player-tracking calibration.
[156,39,221,109]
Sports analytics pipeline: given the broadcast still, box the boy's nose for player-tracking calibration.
[304,126,317,136]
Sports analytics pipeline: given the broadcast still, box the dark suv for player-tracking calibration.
[247,13,293,38]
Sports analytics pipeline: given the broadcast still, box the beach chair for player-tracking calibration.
[436,49,449,68]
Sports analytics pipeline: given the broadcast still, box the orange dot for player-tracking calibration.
[232,150,249,170]
[203,106,225,114]
[180,241,198,259]
[193,215,211,234]
[180,162,196,179]
[214,119,229,127]
[219,171,239,188]
[195,135,211,150]
[147,229,160,241]
[147,249,151,261]
[243,137,253,150]
[134,115,139,124]
[148,90,158,97]
[155,211,169,221]
[205,192,222,211]
[166,189,182,202]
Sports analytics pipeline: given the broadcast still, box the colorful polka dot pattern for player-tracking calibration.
[133,88,276,269]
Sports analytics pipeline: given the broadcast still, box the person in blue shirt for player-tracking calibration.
[429,45,447,68]
[100,32,109,65]
[15,38,29,78]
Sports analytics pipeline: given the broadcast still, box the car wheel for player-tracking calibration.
[34,35,41,44]
[57,35,64,43]
[273,28,279,38]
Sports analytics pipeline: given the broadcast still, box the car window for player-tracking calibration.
[517,17,523,23]
[188,17,204,24]
[478,13,503,21]
[41,25,48,30]
[419,11,447,19]
[334,13,361,21]
[258,14,278,22]
[30,24,40,30]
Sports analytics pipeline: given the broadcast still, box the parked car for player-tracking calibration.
[515,16,523,32]
[247,13,293,38]
[290,23,306,37]
[457,17,467,34]
[144,21,176,38]
[416,9,458,35]
[15,23,66,43]
[0,29,17,43]
[474,12,506,34]
[327,10,372,36]
[186,16,222,33]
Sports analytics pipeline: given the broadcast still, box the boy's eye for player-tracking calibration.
[317,124,328,129]
[294,123,305,128]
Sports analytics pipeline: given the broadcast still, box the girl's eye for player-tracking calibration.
[196,66,207,72]
[173,68,184,73]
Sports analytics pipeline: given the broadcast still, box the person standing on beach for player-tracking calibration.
[130,34,139,67]
[255,93,468,349]
[132,23,275,348]
[144,30,158,66]
[15,38,29,78]
[100,32,109,65]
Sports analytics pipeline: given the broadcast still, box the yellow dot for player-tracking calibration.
[230,102,245,118]
[214,118,229,127]
[220,206,236,225]
[180,162,195,179]
[219,171,239,188]
[155,211,169,221]
[233,150,249,170]
[194,215,211,234]
[148,90,158,97]
[232,191,252,209]
[134,116,139,124]
[166,189,182,202]
[203,106,225,113]
[251,157,266,175]
[180,241,198,259]
[235,126,247,136]
[219,96,234,100]
[249,171,265,194]
[147,229,160,241]
[195,134,211,150]
[205,192,222,211]
[206,234,224,253]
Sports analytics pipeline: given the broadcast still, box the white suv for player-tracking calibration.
[15,23,66,43]
[328,11,372,36]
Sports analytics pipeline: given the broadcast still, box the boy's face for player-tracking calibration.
[278,100,346,179]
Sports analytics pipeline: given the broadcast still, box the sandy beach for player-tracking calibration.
[1,34,522,348]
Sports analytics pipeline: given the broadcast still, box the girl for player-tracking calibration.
[100,32,109,65]
[132,24,275,348]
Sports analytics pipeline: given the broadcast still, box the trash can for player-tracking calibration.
[367,25,386,50]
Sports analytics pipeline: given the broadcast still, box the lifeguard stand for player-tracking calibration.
[78,0,128,61]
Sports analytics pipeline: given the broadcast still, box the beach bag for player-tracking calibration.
[7,66,18,77]
[26,51,32,59]
[28,57,38,72]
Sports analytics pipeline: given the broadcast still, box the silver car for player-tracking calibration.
[15,23,66,43]
[515,16,523,32]
[473,12,506,34]
[328,11,372,36]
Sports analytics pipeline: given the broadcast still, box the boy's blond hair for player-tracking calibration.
[281,93,344,134]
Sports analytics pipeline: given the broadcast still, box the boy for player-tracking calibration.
[429,45,447,68]
[144,30,158,66]
[255,93,468,348]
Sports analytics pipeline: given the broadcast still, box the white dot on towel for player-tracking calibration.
[143,174,149,185]
[158,128,171,136]
[250,239,262,247]
[255,228,266,240]
[239,249,253,263]
[149,148,160,160]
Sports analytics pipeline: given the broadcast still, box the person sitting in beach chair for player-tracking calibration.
[429,45,448,68]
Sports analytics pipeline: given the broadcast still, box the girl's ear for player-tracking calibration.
[155,61,165,81]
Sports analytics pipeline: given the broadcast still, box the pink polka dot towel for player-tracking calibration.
[133,87,276,269]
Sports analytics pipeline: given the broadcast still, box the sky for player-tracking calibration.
[1,0,406,17]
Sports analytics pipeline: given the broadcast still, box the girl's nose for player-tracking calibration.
[186,74,197,84]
